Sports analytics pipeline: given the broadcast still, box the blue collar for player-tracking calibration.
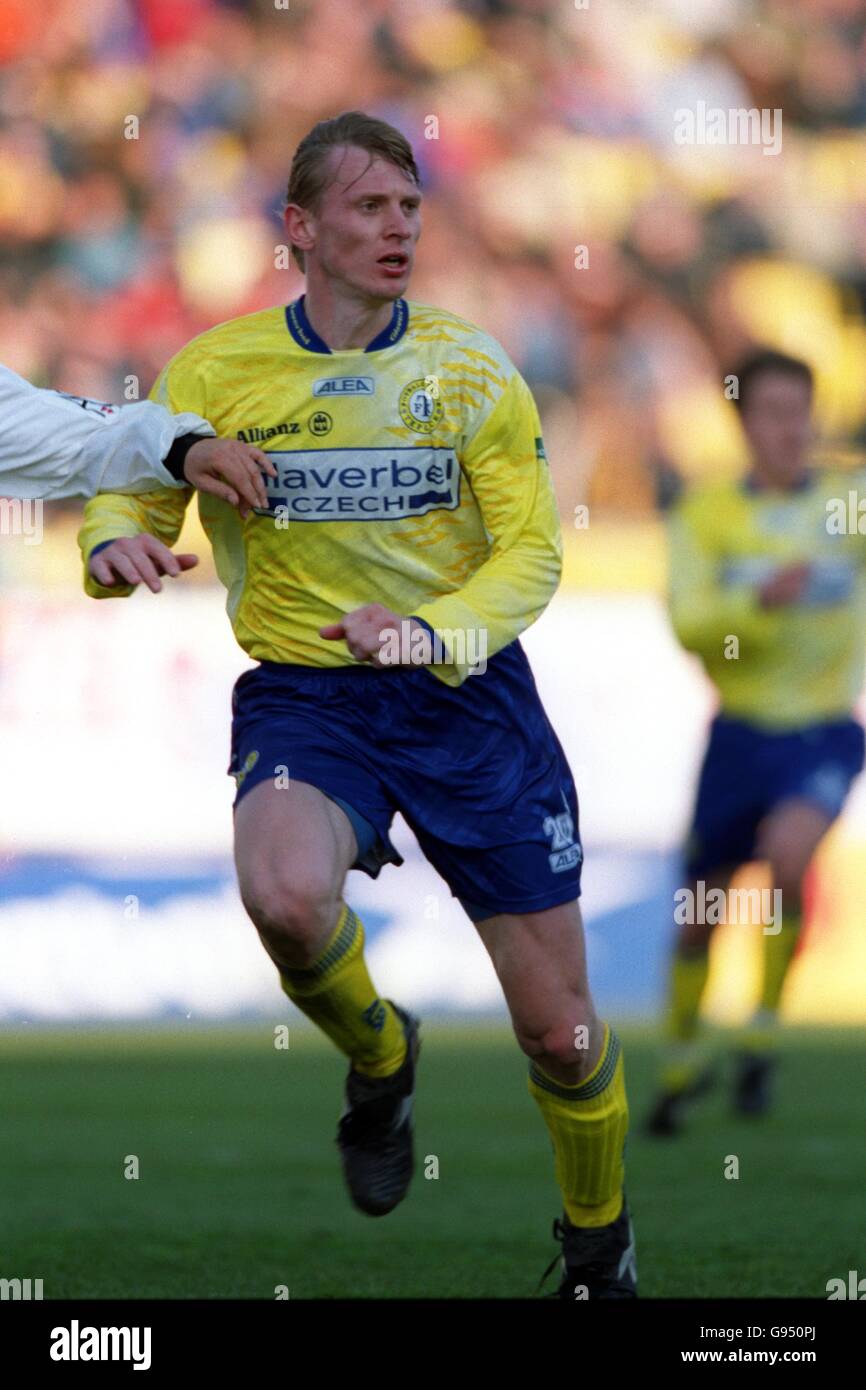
[285,295,408,354]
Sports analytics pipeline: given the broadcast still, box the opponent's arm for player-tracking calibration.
[79,399,274,510]
[78,348,209,598]
[0,364,192,500]
[0,361,273,508]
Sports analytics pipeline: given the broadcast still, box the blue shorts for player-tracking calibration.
[228,640,582,921]
[685,714,865,878]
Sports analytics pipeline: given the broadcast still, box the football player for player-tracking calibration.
[79,112,634,1297]
[647,350,865,1135]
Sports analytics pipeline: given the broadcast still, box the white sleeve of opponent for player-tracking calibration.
[0,363,215,499]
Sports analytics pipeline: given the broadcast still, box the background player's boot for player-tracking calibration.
[336,1002,420,1216]
[733,1051,774,1116]
[644,1090,685,1137]
[539,1197,638,1299]
[644,1066,715,1137]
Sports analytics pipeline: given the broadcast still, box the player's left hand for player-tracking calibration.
[319,604,432,667]
[183,438,277,516]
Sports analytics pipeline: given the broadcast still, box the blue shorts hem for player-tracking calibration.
[231,765,403,877]
[458,883,582,923]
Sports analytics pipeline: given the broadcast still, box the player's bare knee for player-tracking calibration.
[542,1020,599,1073]
[241,868,340,961]
[517,1001,599,1071]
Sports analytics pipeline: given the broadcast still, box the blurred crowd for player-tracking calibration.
[3,0,866,527]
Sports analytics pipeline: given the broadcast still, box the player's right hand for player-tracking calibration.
[757,561,811,609]
[88,534,199,594]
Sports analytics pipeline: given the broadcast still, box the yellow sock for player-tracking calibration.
[738,912,802,1052]
[668,945,710,1042]
[760,911,801,1015]
[659,945,711,1092]
[279,904,407,1078]
[528,1023,628,1228]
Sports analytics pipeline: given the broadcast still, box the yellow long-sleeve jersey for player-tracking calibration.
[78,297,561,686]
[667,472,866,728]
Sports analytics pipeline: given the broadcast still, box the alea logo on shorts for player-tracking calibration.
[258,447,460,521]
[543,810,582,874]
[234,749,259,789]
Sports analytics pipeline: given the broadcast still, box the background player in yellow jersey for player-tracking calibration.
[647,350,866,1136]
[78,112,634,1297]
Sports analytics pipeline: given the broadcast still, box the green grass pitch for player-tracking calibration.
[1,1023,863,1298]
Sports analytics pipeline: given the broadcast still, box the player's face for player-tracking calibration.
[301,146,421,301]
[741,372,813,486]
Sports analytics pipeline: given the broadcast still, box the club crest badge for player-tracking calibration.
[399,379,444,434]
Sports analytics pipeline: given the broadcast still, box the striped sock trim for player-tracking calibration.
[529,1027,621,1103]
[280,905,361,991]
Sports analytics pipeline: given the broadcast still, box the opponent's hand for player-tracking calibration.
[757,561,811,609]
[182,438,277,516]
[319,604,431,667]
[88,534,199,594]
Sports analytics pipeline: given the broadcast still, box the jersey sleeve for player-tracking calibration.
[667,494,777,659]
[411,371,562,684]
[77,349,206,597]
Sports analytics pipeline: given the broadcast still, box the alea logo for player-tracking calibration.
[543,803,581,875]
[313,377,375,396]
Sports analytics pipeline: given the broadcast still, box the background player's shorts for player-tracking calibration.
[685,713,866,878]
[228,639,582,921]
